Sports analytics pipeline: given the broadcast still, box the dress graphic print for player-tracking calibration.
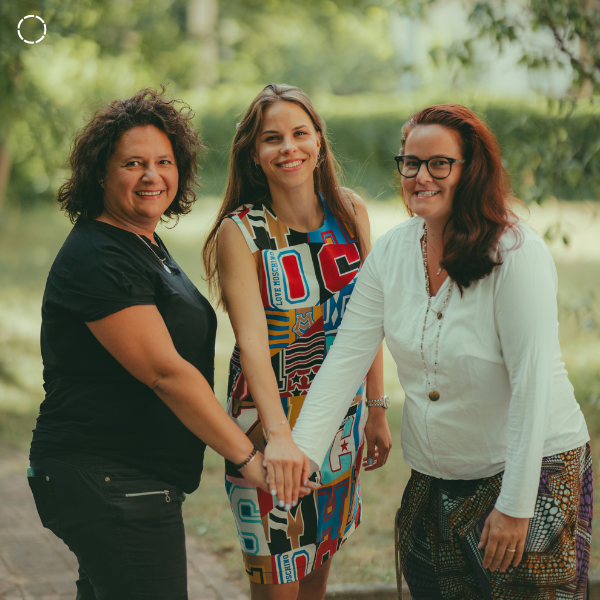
[224,198,366,584]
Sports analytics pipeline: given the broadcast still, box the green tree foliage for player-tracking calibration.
[216,1,401,94]
[1,0,599,207]
[197,98,600,201]
[1,0,417,205]
[0,0,206,206]
[447,0,600,94]
[432,0,600,205]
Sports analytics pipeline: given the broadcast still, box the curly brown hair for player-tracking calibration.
[58,86,205,223]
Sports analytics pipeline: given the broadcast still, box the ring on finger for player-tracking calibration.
[505,548,516,553]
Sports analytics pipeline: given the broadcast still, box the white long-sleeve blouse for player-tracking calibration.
[292,216,588,518]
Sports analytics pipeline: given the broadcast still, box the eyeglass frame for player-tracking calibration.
[394,155,466,180]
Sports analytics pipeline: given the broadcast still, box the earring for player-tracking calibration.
[254,162,261,169]
[100,181,104,188]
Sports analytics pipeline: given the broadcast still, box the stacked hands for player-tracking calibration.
[240,409,392,512]
[240,416,527,574]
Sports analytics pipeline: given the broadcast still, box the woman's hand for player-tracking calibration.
[264,425,318,509]
[478,508,529,572]
[239,452,269,492]
[362,407,392,471]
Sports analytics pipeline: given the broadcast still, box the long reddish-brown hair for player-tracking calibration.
[203,83,363,308]
[400,104,519,293]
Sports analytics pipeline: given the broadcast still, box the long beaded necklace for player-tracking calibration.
[111,214,172,274]
[420,225,453,401]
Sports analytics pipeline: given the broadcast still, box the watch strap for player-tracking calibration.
[366,395,389,409]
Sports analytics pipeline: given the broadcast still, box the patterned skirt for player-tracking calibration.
[396,445,593,600]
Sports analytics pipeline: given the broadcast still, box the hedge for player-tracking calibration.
[7,93,600,205]
[195,98,600,202]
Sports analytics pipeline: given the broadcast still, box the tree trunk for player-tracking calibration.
[0,142,11,211]
[187,0,219,88]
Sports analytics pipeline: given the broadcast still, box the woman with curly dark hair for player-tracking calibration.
[27,88,272,600]
[283,104,591,599]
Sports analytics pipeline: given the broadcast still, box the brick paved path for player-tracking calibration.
[0,454,249,600]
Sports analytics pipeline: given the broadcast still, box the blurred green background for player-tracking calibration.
[1,0,599,590]
[2,0,600,206]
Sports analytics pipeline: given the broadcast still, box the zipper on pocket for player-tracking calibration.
[125,490,171,503]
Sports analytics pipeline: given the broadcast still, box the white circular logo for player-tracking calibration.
[18,15,46,44]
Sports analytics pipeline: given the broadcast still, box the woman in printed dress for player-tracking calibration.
[202,83,392,600]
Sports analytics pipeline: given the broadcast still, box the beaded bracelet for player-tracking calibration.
[234,444,258,471]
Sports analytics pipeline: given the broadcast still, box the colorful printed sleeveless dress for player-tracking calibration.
[224,197,366,585]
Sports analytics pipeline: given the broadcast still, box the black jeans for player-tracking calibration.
[28,454,188,600]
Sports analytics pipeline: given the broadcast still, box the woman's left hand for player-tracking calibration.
[362,407,392,471]
[478,508,529,572]
[239,451,269,493]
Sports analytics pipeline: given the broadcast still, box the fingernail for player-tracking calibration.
[305,487,311,493]
[303,479,308,486]
[284,503,290,511]
[270,489,276,496]
[292,500,297,507]
[368,458,373,466]
[278,500,284,508]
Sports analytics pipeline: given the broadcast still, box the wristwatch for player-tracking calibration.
[366,395,389,409]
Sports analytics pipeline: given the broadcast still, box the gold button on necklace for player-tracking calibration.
[420,225,453,402]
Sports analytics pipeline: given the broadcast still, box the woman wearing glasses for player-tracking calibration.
[287,104,591,598]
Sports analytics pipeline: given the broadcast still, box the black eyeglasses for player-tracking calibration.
[395,155,465,179]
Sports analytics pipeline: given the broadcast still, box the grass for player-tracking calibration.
[1,199,599,591]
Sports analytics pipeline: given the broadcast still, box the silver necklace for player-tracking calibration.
[427,238,444,276]
[420,225,453,401]
[111,215,172,274]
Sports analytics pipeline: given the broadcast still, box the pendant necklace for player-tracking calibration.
[420,224,453,401]
[110,215,172,274]
[427,234,444,276]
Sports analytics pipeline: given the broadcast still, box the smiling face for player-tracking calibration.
[401,124,464,228]
[253,101,321,196]
[101,125,178,229]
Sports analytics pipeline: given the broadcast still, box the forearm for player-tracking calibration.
[85,304,257,469]
[366,345,384,400]
[237,336,311,503]
[293,258,385,466]
[365,345,388,422]
[239,342,288,431]
[153,360,254,465]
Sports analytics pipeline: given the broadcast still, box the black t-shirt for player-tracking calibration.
[30,219,217,493]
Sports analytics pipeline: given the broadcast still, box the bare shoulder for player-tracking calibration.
[339,187,369,221]
[217,216,245,247]
[339,187,366,210]
[216,218,257,277]
[338,187,372,254]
